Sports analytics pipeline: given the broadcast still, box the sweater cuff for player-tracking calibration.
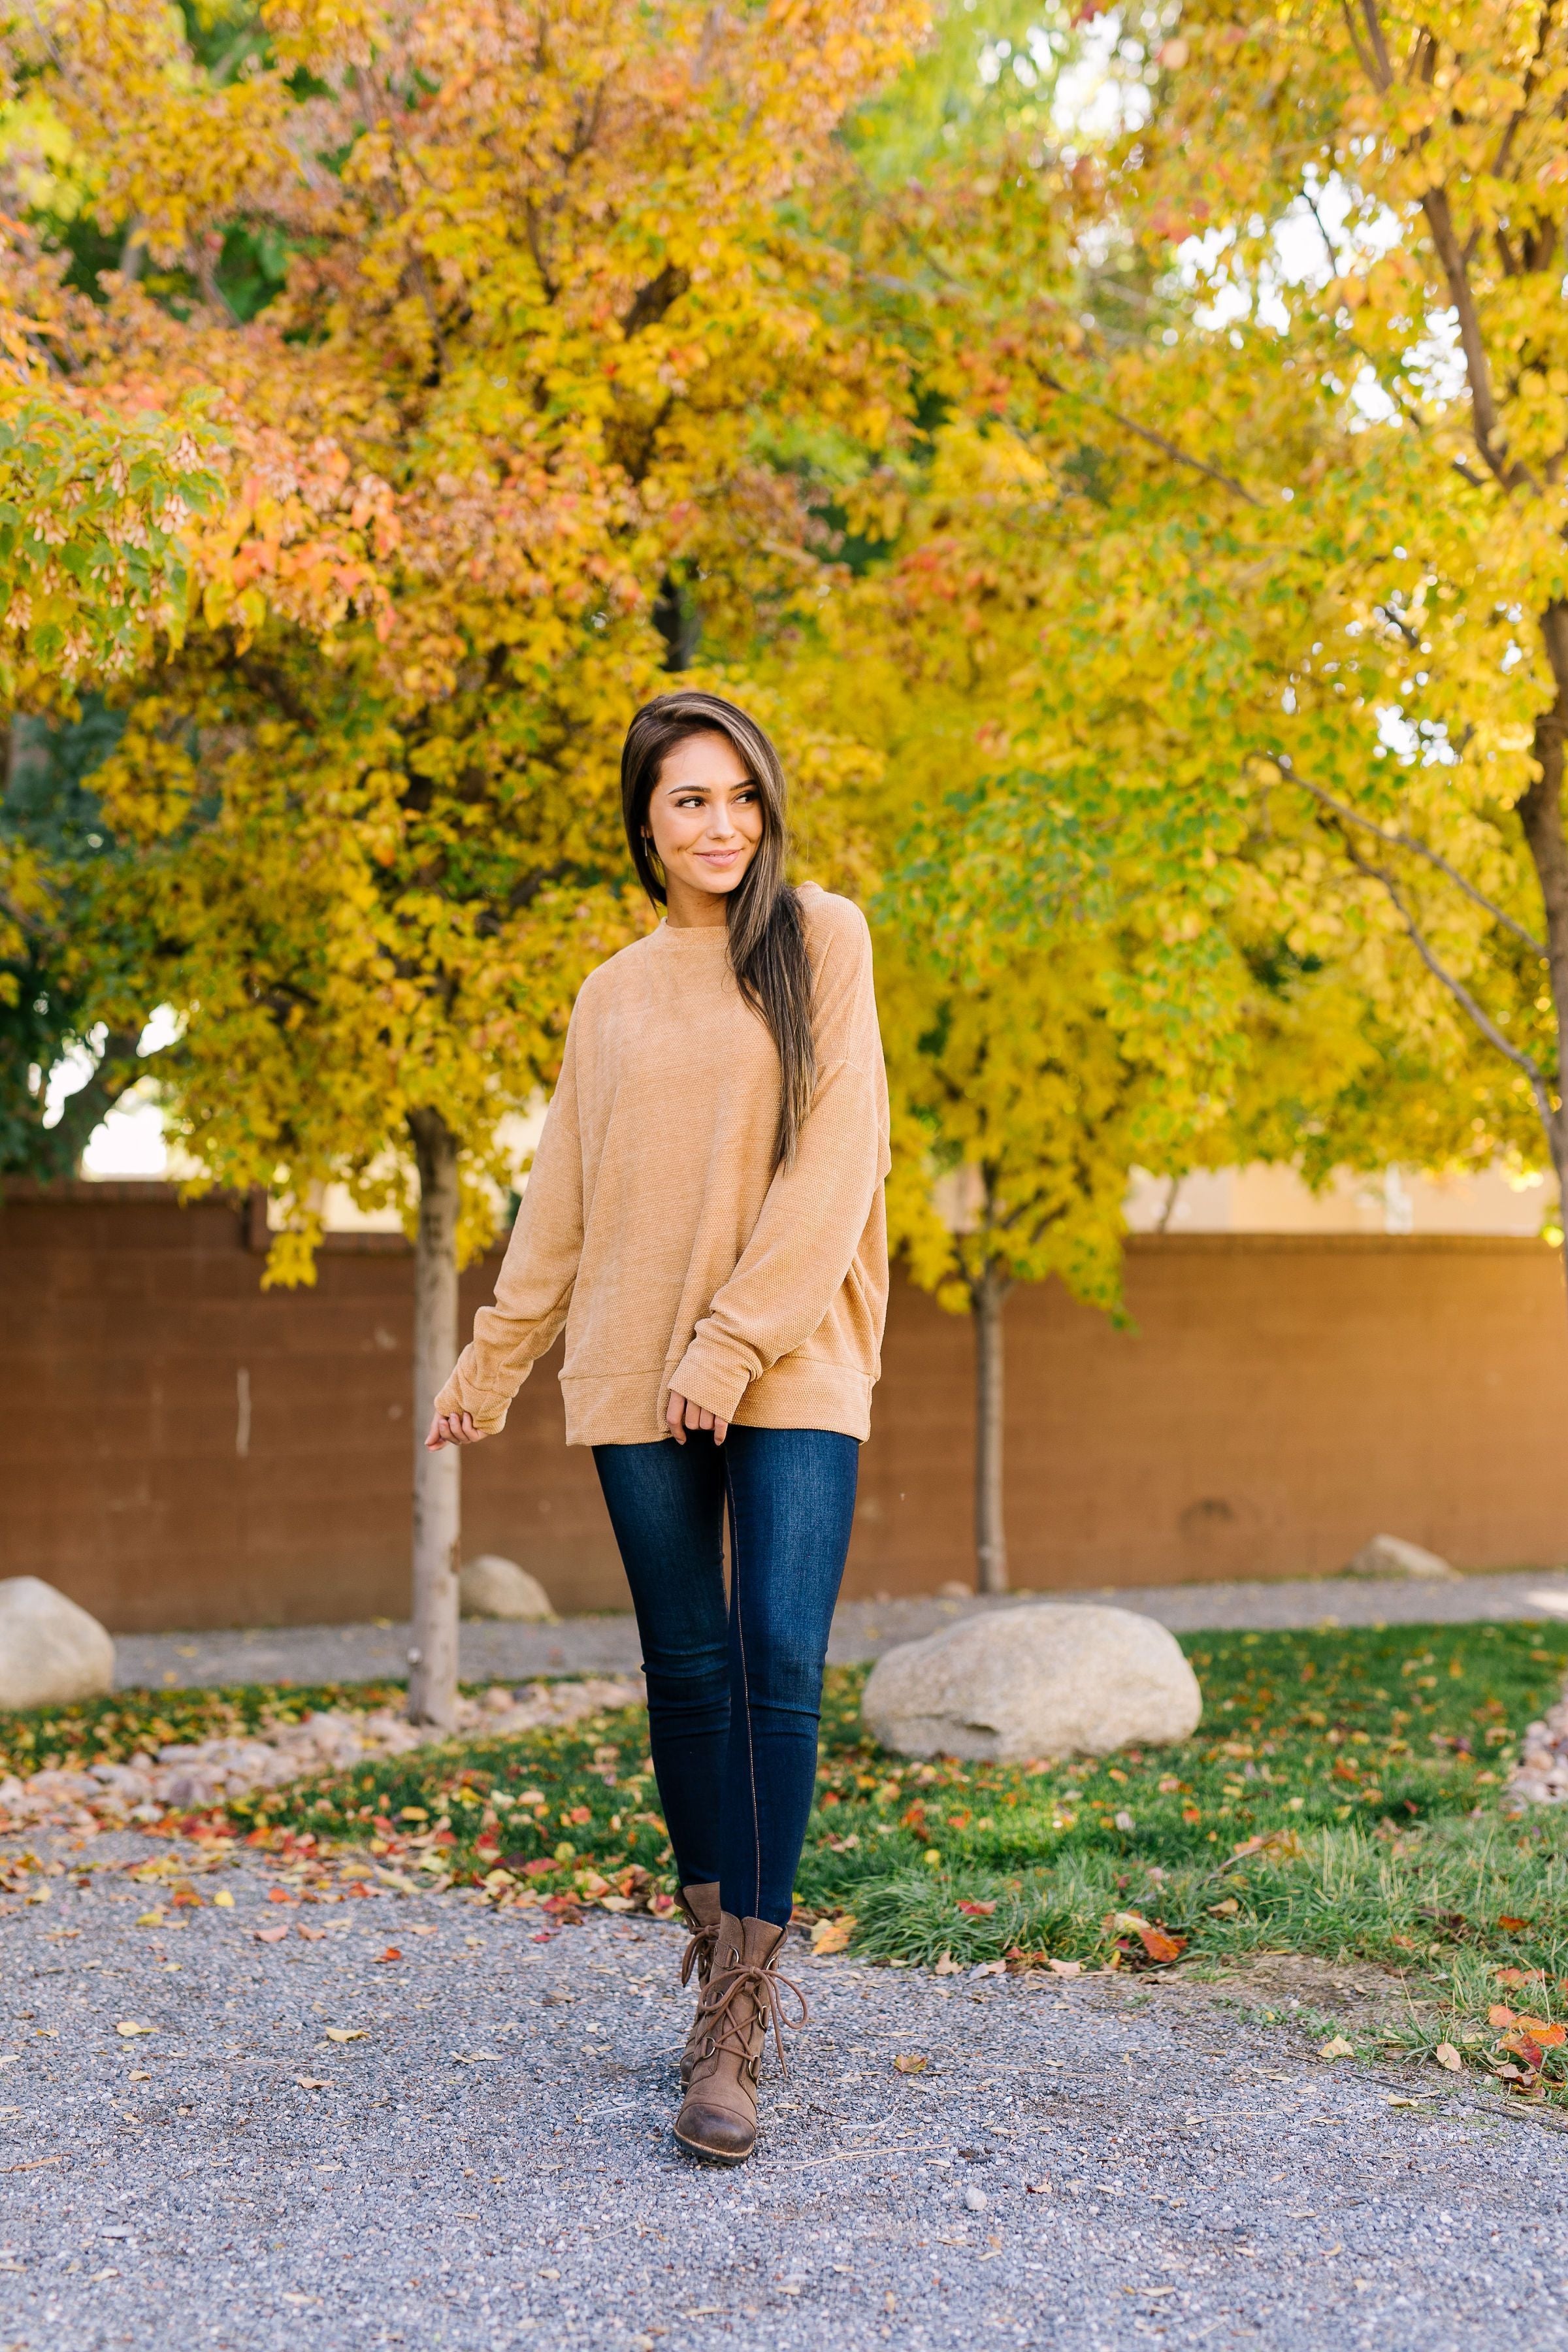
[433,1363,517,1437]
[668,1338,752,1425]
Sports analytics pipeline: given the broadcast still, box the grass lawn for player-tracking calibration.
[7,1621,1568,2096]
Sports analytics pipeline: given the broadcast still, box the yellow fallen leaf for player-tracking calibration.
[893,2053,928,2075]
[128,2070,151,2083]
[1433,2042,1463,2071]
[212,1890,235,1909]
[114,2023,156,2038]
[810,1915,855,1955]
[323,2027,367,2043]
[1318,2036,1354,2060]
[135,1910,164,1929]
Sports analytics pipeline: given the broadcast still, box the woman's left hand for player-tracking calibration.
[666,1390,728,1446]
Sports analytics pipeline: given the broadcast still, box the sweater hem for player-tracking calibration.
[560,1360,874,1446]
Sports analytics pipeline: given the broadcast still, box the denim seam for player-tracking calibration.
[724,1452,764,1923]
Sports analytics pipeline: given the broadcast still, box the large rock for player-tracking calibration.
[861,1603,1201,1762]
[1343,1534,1459,1581]
[0,1577,115,1710]
[457,1554,558,1623]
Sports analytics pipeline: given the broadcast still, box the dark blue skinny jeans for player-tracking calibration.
[593,1426,858,1927]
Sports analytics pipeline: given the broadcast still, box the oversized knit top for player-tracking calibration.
[433,883,891,1446]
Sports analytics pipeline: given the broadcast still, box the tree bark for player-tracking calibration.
[972,1267,1010,1595]
[1517,600,1568,1324]
[407,1109,461,1729]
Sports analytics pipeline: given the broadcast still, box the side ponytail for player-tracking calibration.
[620,691,816,1167]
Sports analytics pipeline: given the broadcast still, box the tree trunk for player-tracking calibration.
[408,1109,461,1730]
[972,1268,1010,1595]
[1518,600,1568,1328]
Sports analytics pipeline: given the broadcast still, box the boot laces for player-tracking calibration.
[698,1950,809,2079]
[679,1919,719,1993]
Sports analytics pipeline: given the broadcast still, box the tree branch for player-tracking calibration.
[1028,363,1262,507]
[1339,834,1557,1138]
[1420,186,1535,492]
[1275,753,1548,958]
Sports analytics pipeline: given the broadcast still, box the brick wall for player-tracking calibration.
[4,1183,1567,1631]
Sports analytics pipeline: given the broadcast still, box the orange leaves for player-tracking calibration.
[810,1914,855,1955]
[1109,1911,1187,1967]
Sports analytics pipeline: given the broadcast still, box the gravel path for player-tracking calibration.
[4,1833,1567,2350]
[114,1570,1568,1691]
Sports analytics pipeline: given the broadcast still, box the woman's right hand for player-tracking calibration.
[425,1410,488,1451]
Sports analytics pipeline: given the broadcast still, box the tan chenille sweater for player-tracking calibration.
[433,884,890,1446]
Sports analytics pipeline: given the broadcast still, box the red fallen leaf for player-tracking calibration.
[1498,1916,1531,1932]
[1495,1968,1537,1987]
[375,1948,403,1963]
[253,1925,288,1944]
[521,1860,557,1878]
[957,1900,998,1918]
[541,1895,582,1918]
[1499,2033,1547,2068]
[529,1930,557,1943]
[267,1889,295,1906]
[171,1890,202,1909]
[1489,2004,1520,2028]
[1511,2017,1565,2046]
[565,1807,593,1826]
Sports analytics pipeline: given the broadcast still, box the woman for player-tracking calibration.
[426,688,890,2165]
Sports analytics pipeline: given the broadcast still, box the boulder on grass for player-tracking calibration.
[861,1603,1201,1762]
[457,1554,558,1623]
[1343,1534,1459,1581]
[0,1577,115,1710]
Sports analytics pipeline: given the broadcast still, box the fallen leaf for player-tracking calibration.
[127,2070,151,2084]
[212,1890,235,1909]
[297,1927,326,1942]
[957,1899,997,1918]
[376,1949,403,1963]
[1489,2004,1519,2029]
[934,1953,961,1976]
[1497,1916,1531,1932]
[972,1959,1005,1979]
[295,2076,329,2090]
[1433,2043,1463,2071]
[1046,1959,1081,1978]
[323,2028,367,2044]
[114,2023,156,2039]
[810,1916,855,1956]
[1494,1967,1537,1987]
[253,1927,288,1945]
[1111,1912,1186,1965]
[1209,1898,1240,1917]
[267,1889,295,1906]
[1318,2036,1354,2061]
[451,2051,502,2065]
[135,1910,164,1929]
[893,2053,928,2075]
[1512,2017,1564,2044]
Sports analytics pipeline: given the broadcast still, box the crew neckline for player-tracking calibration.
[657,919,732,945]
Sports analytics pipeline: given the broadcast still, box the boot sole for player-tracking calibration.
[672,2123,754,2166]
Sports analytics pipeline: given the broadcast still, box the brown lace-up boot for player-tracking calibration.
[676,1882,723,2087]
[672,1912,808,2166]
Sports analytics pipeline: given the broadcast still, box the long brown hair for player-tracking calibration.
[620,691,815,1168]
